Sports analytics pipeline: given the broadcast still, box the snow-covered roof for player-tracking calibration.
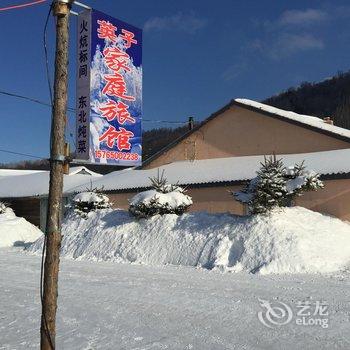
[0,169,45,177]
[234,99,350,140]
[68,166,101,177]
[142,98,350,168]
[0,167,102,198]
[71,148,350,193]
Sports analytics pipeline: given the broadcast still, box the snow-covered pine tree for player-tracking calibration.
[284,161,307,198]
[285,161,324,199]
[234,156,324,214]
[249,155,288,214]
[149,170,180,194]
[303,171,324,191]
[129,171,193,218]
[70,187,112,218]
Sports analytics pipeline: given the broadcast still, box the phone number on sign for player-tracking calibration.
[95,150,139,161]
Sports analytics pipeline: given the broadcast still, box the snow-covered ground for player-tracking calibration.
[0,248,349,349]
[2,206,350,348]
[29,207,350,274]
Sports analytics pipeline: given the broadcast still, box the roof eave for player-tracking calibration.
[141,99,350,169]
[91,172,350,194]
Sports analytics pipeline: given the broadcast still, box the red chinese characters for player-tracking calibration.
[103,47,130,72]
[102,73,135,101]
[99,126,134,151]
[97,20,117,42]
[99,100,135,124]
[97,19,138,154]
[119,29,137,48]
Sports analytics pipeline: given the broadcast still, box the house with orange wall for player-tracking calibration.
[75,98,350,221]
[3,98,350,224]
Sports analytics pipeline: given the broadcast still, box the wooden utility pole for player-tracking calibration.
[41,1,70,349]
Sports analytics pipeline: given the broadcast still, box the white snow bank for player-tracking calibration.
[130,189,193,208]
[28,207,350,274]
[0,209,43,248]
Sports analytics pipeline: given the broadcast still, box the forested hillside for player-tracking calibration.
[142,125,190,160]
[142,70,350,160]
[263,71,350,129]
[2,70,350,170]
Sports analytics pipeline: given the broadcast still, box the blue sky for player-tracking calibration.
[1,0,350,163]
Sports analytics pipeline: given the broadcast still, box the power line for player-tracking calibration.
[0,89,189,124]
[0,89,52,108]
[0,90,75,112]
[43,1,53,108]
[143,119,186,124]
[0,0,46,12]
[0,148,45,159]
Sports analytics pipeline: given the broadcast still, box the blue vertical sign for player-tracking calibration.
[76,9,142,166]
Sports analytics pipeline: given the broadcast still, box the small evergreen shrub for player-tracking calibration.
[70,188,111,218]
[234,156,324,214]
[129,171,193,218]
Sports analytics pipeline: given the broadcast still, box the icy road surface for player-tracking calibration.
[0,249,349,349]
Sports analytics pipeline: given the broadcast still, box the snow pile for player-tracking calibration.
[130,189,192,213]
[130,189,193,208]
[0,208,43,248]
[28,207,350,274]
[73,192,108,203]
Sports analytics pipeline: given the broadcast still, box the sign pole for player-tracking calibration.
[40,1,70,349]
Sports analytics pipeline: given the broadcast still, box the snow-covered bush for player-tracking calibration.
[129,171,193,218]
[0,202,9,214]
[70,189,111,218]
[284,161,324,195]
[234,156,324,214]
